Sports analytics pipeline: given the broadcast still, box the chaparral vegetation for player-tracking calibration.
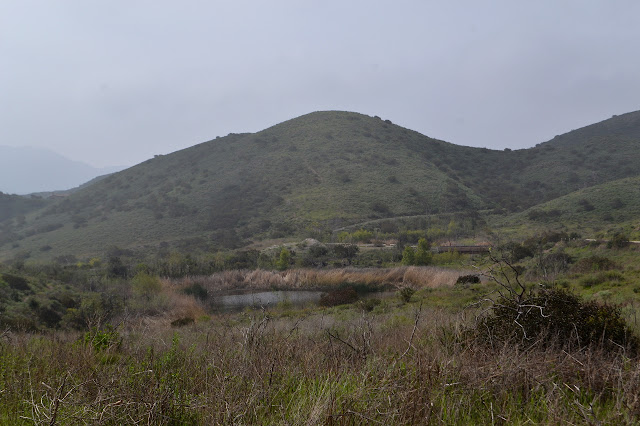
[2,110,640,423]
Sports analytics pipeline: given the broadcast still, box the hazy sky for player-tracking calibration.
[2,1,639,168]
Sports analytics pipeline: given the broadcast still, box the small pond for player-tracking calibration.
[208,290,395,312]
[209,290,325,312]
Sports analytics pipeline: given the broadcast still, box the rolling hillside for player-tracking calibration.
[2,110,640,261]
[492,175,640,239]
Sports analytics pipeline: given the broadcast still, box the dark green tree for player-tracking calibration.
[275,247,291,271]
[333,244,359,264]
[401,246,415,265]
[414,238,432,265]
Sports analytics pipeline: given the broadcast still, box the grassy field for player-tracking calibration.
[2,288,640,424]
[3,240,640,423]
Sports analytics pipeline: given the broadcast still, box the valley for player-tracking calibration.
[1,110,640,423]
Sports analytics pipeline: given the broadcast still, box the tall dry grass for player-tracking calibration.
[2,305,640,424]
[170,266,469,294]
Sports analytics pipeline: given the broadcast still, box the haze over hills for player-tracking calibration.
[0,146,126,194]
[1,110,640,261]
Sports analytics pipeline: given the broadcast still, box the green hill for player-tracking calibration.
[492,175,640,239]
[2,110,640,261]
[433,110,640,212]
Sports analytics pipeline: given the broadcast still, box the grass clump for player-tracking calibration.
[82,325,121,352]
[358,298,381,312]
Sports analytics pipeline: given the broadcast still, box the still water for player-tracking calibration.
[210,290,325,312]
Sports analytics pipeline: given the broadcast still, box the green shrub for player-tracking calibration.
[398,287,415,303]
[578,199,595,212]
[351,229,374,243]
[275,248,291,271]
[499,242,533,262]
[527,209,562,221]
[1,274,30,291]
[580,275,604,288]
[432,250,462,265]
[572,256,617,273]
[332,244,359,263]
[456,274,480,285]
[401,246,415,265]
[132,272,162,299]
[182,283,208,301]
[602,270,625,282]
[414,238,432,266]
[401,238,431,266]
[581,271,625,288]
[308,245,328,258]
[478,289,639,353]
[83,325,121,352]
[608,233,630,249]
[359,298,381,312]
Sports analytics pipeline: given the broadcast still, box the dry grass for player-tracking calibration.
[170,266,469,294]
[2,304,640,424]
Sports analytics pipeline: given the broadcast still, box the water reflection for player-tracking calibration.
[210,290,324,312]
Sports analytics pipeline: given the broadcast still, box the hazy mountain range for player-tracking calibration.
[0,146,126,194]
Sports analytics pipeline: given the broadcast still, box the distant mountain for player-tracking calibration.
[0,146,125,194]
[1,110,640,261]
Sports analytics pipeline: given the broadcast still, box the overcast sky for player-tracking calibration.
[2,1,639,168]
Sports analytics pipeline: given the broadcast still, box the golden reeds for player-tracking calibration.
[171,266,473,294]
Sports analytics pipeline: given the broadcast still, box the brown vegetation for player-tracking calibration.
[2,305,639,424]
[168,266,467,294]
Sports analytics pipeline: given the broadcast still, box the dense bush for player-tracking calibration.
[132,272,162,299]
[501,242,534,262]
[307,244,328,258]
[275,248,291,271]
[478,289,639,353]
[572,255,617,273]
[319,288,358,307]
[1,273,30,291]
[398,287,415,303]
[182,283,208,301]
[83,325,122,352]
[580,271,625,288]
[456,274,480,285]
[332,244,359,264]
[401,238,431,266]
[358,298,381,312]
[608,233,630,249]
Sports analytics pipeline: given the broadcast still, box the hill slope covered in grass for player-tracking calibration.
[492,175,640,240]
[2,110,640,261]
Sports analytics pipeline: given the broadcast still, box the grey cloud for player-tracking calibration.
[1,1,639,167]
